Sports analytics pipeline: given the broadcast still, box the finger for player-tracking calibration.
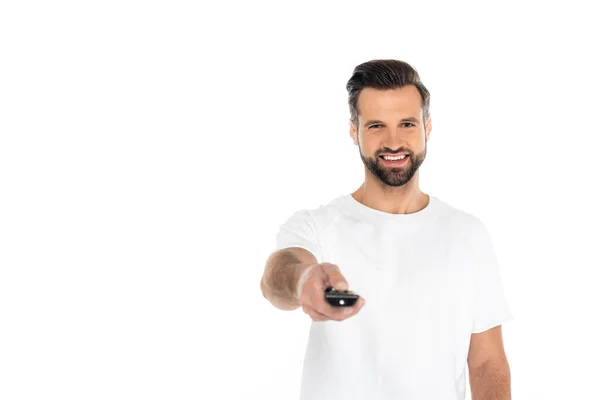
[358,296,366,308]
[303,305,329,321]
[300,281,347,310]
[301,288,347,321]
[302,304,329,321]
[320,263,349,291]
[318,297,366,321]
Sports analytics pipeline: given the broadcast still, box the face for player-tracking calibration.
[350,86,432,187]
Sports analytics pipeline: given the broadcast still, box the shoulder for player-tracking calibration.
[301,196,348,232]
[279,195,347,232]
[431,196,489,237]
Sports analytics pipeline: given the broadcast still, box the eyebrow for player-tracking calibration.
[363,117,420,127]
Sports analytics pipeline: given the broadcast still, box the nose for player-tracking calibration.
[383,128,408,150]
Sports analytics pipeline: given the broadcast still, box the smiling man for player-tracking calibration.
[261,59,514,400]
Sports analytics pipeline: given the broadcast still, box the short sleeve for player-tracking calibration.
[274,209,323,263]
[471,220,514,333]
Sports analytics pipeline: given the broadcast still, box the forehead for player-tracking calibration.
[356,85,423,120]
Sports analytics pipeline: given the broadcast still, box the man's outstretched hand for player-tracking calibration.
[296,262,366,322]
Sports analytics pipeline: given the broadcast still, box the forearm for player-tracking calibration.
[469,360,511,400]
[260,250,314,310]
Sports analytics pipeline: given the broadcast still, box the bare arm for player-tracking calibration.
[260,247,318,311]
[468,326,511,400]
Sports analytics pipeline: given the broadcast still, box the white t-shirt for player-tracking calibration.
[274,193,514,400]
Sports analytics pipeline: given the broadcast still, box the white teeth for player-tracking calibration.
[383,155,406,161]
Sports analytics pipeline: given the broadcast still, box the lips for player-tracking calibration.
[379,153,409,157]
[379,155,409,166]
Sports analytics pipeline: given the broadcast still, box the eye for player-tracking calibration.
[402,122,415,127]
[369,124,382,129]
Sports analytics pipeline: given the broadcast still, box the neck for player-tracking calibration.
[352,172,429,215]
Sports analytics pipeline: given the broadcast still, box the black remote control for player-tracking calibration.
[324,287,359,307]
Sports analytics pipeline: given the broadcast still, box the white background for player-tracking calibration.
[1,1,599,399]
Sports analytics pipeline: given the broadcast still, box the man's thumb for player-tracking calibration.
[322,263,349,291]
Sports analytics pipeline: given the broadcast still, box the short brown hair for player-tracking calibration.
[346,59,431,128]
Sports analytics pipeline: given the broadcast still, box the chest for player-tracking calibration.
[319,220,477,319]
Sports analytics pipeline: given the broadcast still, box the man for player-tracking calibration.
[260,59,513,400]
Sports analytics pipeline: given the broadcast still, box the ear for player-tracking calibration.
[349,119,358,146]
[425,114,432,142]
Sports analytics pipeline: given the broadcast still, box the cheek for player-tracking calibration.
[359,136,376,153]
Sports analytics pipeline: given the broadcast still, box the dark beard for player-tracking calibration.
[359,145,427,187]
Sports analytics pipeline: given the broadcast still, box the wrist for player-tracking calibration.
[293,263,318,303]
